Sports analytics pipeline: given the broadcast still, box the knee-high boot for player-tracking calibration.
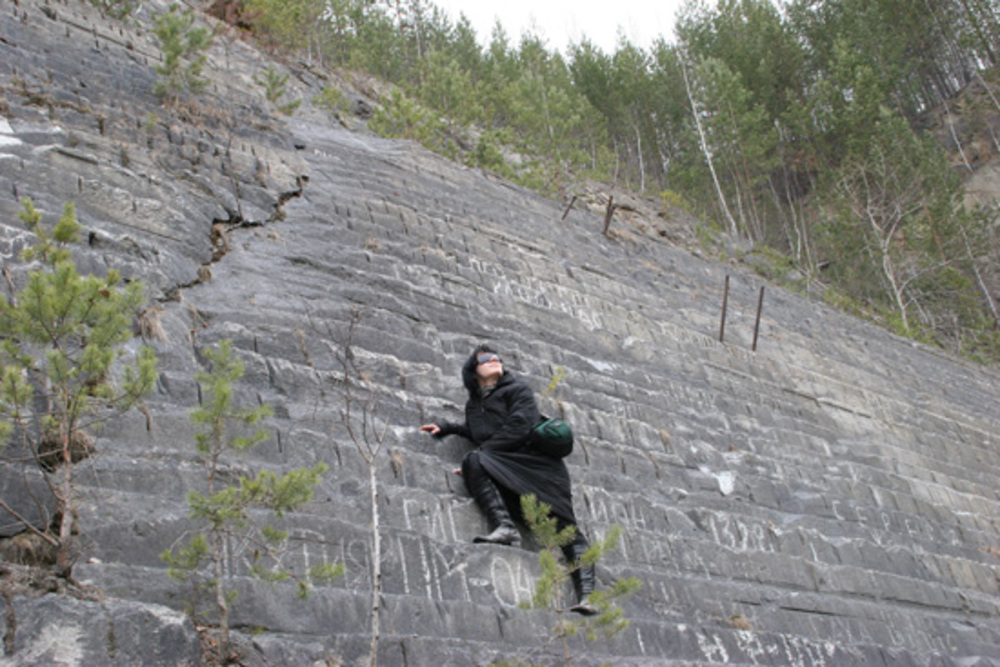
[463,454,520,546]
[565,533,597,615]
[470,477,520,545]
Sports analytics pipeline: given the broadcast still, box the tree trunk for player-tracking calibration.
[57,425,73,575]
[368,462,381,667]
[633,118,645,193]
[955,0,997,64]
[881,240,910,331]
[682,60,737,235]
[215,535,231,652]
[961,226,1000,328]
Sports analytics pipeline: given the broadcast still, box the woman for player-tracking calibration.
[421,344,596,615]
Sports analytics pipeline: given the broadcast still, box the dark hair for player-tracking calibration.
[474,343,498,356]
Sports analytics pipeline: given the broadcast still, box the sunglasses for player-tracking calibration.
[476,353,501,365]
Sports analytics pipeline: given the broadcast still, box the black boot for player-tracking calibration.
[567,535,597,615]
[466,469,520,546]
[475,520,520,545]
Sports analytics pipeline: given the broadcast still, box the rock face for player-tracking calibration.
[2,1,1000,665]
[4,589,200,667]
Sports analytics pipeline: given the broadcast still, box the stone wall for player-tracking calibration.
[1,1,999,665]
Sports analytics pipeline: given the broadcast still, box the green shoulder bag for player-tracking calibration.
[527,416,574,458]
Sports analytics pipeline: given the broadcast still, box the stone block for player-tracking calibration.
[9,594,199,666]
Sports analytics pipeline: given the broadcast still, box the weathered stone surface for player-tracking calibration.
[1,1,1000,665]
[4,593,200,666]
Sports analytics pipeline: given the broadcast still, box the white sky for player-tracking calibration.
[433,1,685,55]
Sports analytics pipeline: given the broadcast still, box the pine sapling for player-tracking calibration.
[162,340,341,656]
[0,198,157,575]
[153,4,213,104]
[515,494,641,666]
[254,65,302,115]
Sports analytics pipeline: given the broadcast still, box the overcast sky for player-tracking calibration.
[433,1,686,55]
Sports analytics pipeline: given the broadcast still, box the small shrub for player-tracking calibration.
[541,366,567,397]
[730,613,753,630]
[470,131,515,179]
[505,495,640,665]
[370,89,456,157]
[88,0,139,19]
[314,86,350,117]
[659,189,690,213]
[746,245,797,282]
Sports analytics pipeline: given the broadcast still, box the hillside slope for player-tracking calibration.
[1,2,1000,665]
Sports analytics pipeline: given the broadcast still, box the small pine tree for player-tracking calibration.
[153,4,213,104]
[162,340,341,655]
[254,65,302,115]
[513,494,640,666]
[0,199,158,574]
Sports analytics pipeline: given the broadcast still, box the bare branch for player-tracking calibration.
[0,497,59,547]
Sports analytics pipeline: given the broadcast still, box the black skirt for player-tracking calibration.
[478,448,577,525]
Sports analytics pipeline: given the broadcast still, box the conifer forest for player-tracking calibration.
[154,0,1000,359]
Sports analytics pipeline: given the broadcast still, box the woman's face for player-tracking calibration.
[475,352,503,384]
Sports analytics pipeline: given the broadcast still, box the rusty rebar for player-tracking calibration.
[561,195,577,220]
[752,286,765,352]
[602,196,615,236]
[719,275,729,343]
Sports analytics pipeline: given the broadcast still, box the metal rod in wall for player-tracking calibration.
[752,285,765,352]
[719,274,730,343]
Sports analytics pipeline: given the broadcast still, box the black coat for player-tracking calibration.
[438,352,577,524]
